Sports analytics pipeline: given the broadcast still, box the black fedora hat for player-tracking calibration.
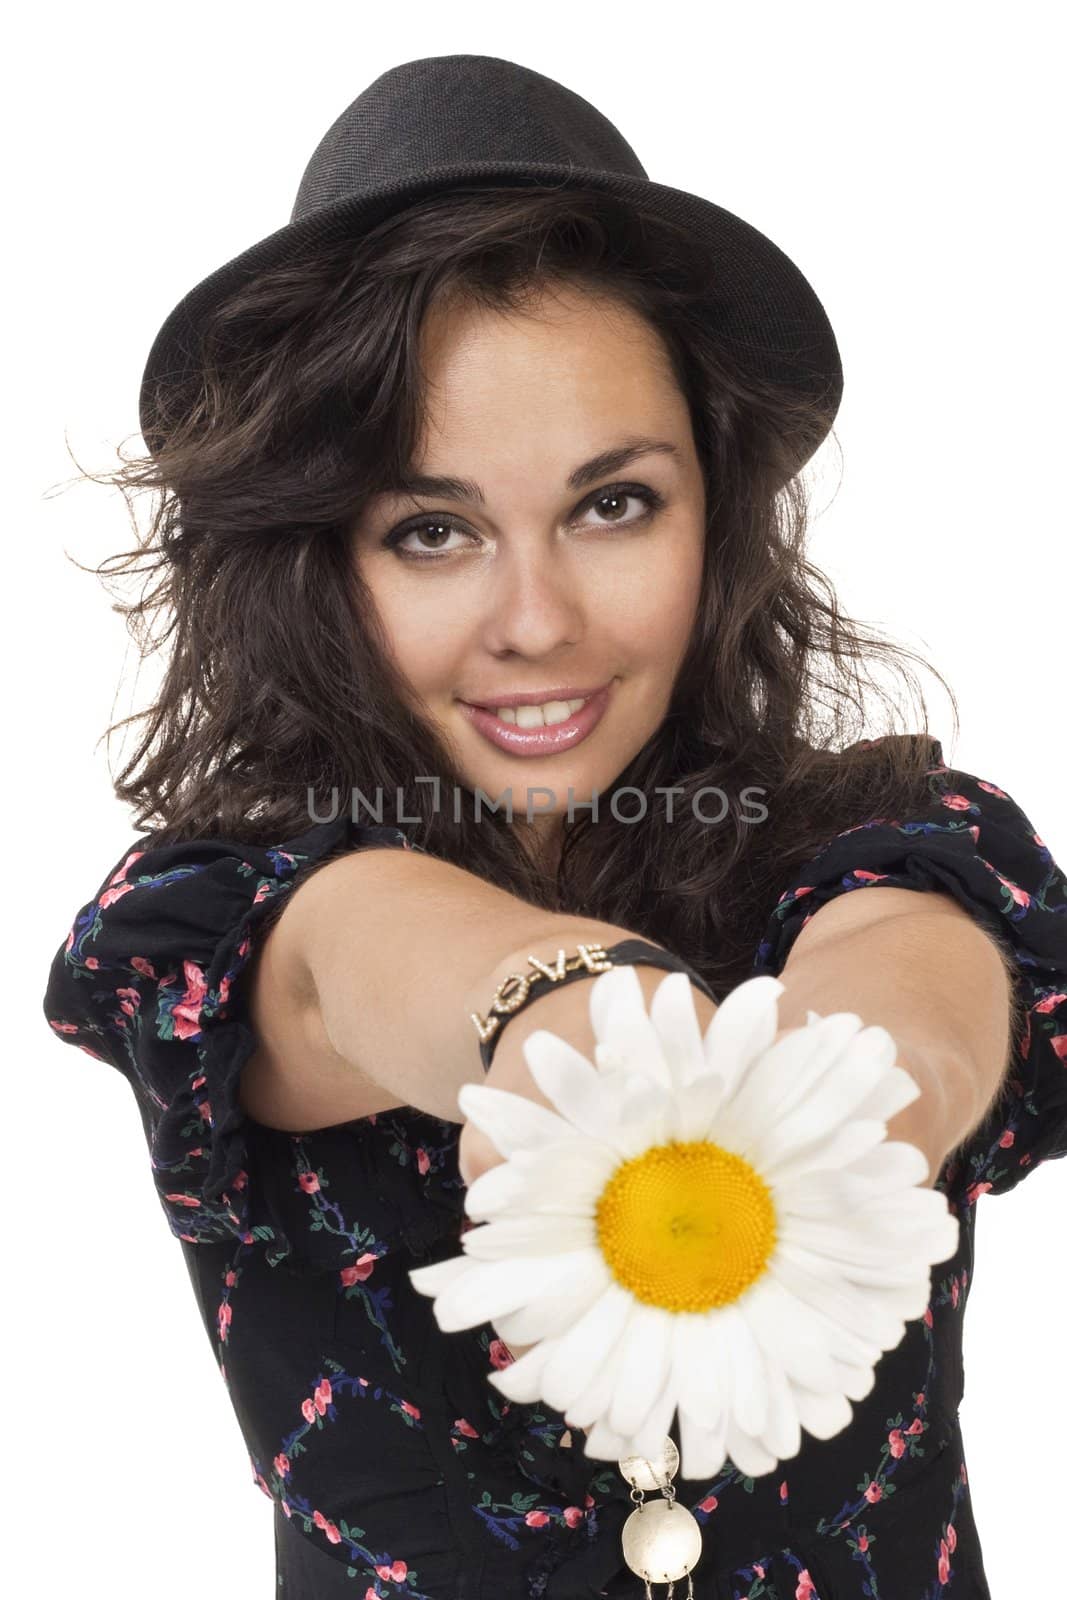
[139,53,843,466]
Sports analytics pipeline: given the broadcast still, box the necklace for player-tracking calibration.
[617,1435,702,1598]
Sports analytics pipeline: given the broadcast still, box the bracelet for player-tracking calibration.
[469,936,718,1074]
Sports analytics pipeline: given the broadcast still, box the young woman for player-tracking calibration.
[42,53,1067,1600]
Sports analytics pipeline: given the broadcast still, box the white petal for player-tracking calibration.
[486,1336,557,1402]
[407,1252,473,1298]
[834,1256,936,1290]
[722,1012,866,1132]
[772,1243,906,1350]
[612,1078,675,1157]
[749,1033,900,1171]
[857,1184,957,1229]
[522,1028,626,1143]
[626,1368,682,1463]
[737,1274,839,1393]
[761,1117,891,1186]
[607,1304,676,1440]
[588,966,673,1087]
[791,1383,854,1441]
[759,1348,802,1461]
[455,1081,573,1156]
[672,1074,730,1141]
[844,1140,932,1190]
[774,1143,929,1215]
[877,1274,938,1323]
[780,1212,922,1266]
[538,1282,633,1414]
[771,1167,866,1217]
[765,1261,883,1367]
[563,1297,642,1430]
[701,975,785,1100]
[463,1137,616,1221]
[648,970,710,1090]
[834,1359,877,1402]
[462,1158,528,1218]
[677,1398,729,1480]
[518,1138,620,1209]
[716,1302,770,1438]
[725,1410,779,1477]
[487,1253,612,1345]
[460,1210,594,1259]
[432,1246,603,1333]
[691,1098,757,1158]
[672,1312,728,1433]
[783,1199,958,1282]
[518,1029,596,1078]
[581,1414,635,1460]
[853,1064,923,1123]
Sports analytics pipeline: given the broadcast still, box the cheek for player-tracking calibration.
[614,521,703,633]
[665,540,704,648]
[625,570,701,667]
[365,579,463,689]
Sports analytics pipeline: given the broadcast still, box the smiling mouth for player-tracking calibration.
[459,682,612,715]
[456,680,616,756]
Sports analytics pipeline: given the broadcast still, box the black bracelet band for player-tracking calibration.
[477,937,718,1074]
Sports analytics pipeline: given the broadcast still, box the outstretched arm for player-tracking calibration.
[773,883,1015,1188]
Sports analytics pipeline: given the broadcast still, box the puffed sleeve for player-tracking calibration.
[754,739,1067,1204]
[41,814,427,1248]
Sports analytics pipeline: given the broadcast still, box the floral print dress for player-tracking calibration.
[42,737,1067,1599]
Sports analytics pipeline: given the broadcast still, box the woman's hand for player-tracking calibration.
[457,1012,582,1187]
[457,966,717,1363]
[457,968,719,1185]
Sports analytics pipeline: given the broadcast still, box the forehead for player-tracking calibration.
[420,282,675,380]
[413,289,687,457]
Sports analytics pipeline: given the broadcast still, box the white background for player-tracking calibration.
[8,2,1063,1594]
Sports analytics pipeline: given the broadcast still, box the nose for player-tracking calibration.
[479,540,586,659]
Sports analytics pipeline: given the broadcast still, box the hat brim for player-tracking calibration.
[139,161,843,463]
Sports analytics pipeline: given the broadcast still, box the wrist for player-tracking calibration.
[475,920,642,998]
[463,922,640,1064]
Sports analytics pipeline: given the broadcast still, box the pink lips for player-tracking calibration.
[458,681,614,756]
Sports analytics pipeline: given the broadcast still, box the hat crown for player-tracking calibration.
[291,53,648,224]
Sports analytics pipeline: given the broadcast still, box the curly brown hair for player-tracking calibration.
[63,182,958,996]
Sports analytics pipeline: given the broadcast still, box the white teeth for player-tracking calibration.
[495,697,587,727]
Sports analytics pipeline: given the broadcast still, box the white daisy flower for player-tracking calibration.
[408,969,959,1481]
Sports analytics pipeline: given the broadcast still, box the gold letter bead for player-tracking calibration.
[469,1010,501,1043]
[526,949,569,982]
[492,972,532,1014]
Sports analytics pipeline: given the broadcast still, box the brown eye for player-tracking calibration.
[409,522,454,550]
[382,518,471,558]
[593,492,630,520]
[578,485,665,529]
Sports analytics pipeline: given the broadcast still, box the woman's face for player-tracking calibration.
[350,282,706,859]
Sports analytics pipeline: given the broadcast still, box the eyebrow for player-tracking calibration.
[384,437,681,505]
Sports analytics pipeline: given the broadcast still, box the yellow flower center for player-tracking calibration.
[594,1140,777,1313]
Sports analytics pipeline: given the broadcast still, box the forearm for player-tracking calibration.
[297,846,634,1123]
[775,910,1014,1187]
